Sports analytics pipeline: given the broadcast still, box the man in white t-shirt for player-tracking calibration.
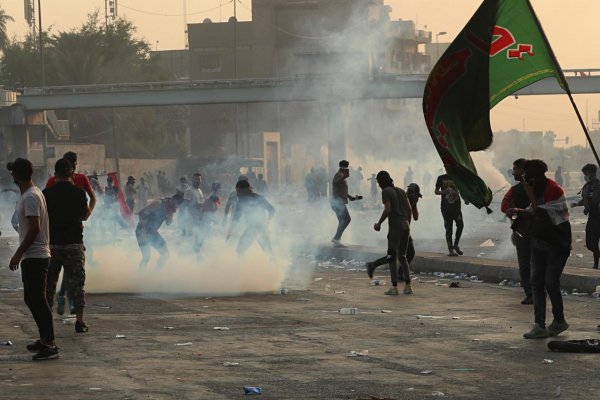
[7,158,59,360]
[182,173,204,235]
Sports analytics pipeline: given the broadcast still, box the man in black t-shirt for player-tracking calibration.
[43,159,91,333]
[435,172,464,256]
[501,158,533,304]
[366,171,413,295]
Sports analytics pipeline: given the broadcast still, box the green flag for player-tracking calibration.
[423,0,567,209]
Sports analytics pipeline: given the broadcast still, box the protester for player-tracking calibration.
[227,179,275,255]
[367,173,377,206]
[135,194,184,268]
[223,175,248,225]
[501,158,533,304]
[182,173,204,235]
[404,166,414,188]
[137,177,151,209]
[509,159,571,339]
[125,176,136,212]
[43,159,90,333]
[8,158,58,360]
[434,171,464,256]
[571,163,600,269]
[365,171,413,295]
[254,173,268,194]
[405,183,422,264]
[46,151,96,316]
[330,160,362,247]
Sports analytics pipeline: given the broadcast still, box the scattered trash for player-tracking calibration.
[334,290,346,294]
[202,306,209,308]
[381,310,393,313]
[280,289,290,294]
[174,342,193,346]
[163,326,175,330]
[89,387,102,391]
[472,339,481,342]
[62,318,76,325]
[314,277,323,281]
[223,362,240,367]
[555,386,561,397]
[499,280,508,286]
[431,391,445,397]
[296,298,311,302]
[469,276,484,283]
[416,315,446,319]
[420,370,433,375]
[213,327,230,331]
[575,254,584,258]
[575,238,583,242]
[12,325,20,328]
[480,239,495,247]
[452,368,476,371]
[371,279,385,286]
[347,350,369,357]
[542,359,554,364]
[449,282,461,288]
[95,306,111,309]
[115,335,126,339]
[205,297,213,300]
[435,283,449,287]
[548,339,600,353]
[451,317,460,320]
[1,340,13,346]
[339,307,358,315]
[244,386,263,395]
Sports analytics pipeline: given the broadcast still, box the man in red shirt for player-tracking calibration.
[45,151,96,315]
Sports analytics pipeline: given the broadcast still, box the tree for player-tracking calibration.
[0,13,187,158]
[0,7,14,50]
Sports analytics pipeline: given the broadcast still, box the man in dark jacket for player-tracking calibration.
[330,160,361,248]
[572,163,600,269]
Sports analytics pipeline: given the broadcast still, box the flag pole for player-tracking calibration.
[526,0,600,166]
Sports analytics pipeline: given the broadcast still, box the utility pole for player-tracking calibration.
[183,0,188,49]
[233,0,239,155]
[37,0,45,87]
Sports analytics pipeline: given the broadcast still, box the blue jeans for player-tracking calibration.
[530,239,568,327]
[330,199,350,241]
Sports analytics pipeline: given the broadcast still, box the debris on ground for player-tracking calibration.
[244,386,262,395]
[480,239,495,247]
[347,350,369,357]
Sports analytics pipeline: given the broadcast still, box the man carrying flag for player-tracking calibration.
[423,0,571,210]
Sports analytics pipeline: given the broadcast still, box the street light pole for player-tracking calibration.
[37,0,45,87]
[435,31,447,62]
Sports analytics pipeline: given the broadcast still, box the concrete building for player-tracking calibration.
[186,0,432,184]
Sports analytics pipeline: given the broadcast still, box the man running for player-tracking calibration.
[435,172,464,256]
[135,194,184,268]
[227,180,275,255]
[366,171,413,295]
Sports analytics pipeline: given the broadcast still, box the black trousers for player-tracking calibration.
[21,258,55,343]
[442,210,463,248]
[585,216,600,266]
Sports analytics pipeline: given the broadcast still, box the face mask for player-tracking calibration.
[584,175,591,183]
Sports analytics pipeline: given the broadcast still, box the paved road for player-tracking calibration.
[1,248,600,399]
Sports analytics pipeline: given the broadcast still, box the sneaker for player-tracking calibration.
[75,321,89,333]
[453,245,463,256]
[332,240,347,248]
[547,320,569,337]
[403,282,413,295]
[69,307,76,315]
[520,296,533,305]
[447,249,458,257]
[523,323,549,339]
[384,287,399,296]
[366,262,376,279]
[594,265,599,270]
[56,296,66,316]
[26,340,44,353]
[32,345,59,361]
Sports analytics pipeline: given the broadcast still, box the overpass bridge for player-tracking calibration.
[14,69,600,111]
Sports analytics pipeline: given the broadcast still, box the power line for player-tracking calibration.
[118,1,229,18]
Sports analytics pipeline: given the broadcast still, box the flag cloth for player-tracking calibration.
[107,172,134,225]
[423,0,567,209]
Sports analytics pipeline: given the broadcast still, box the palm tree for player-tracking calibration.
[0,7,14,50]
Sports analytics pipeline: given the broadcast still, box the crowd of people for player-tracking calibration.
[6,148,599,361]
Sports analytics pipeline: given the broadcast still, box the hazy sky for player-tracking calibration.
[4,1,600,146]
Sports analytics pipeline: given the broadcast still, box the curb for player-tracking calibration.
[313,245,600,294]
